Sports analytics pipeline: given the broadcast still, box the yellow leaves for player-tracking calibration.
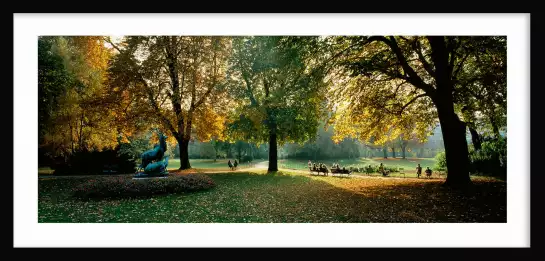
[193,106,227,142]
[72,36,112,72]
[149,131,160,144]
[166,135,177,147]
[120,135,130,143]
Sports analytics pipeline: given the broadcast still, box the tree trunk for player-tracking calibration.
[226,144,232,158]
[401,144,407,159]
[490,118,501,139]
[236,146,242,162]
[436,102,471,188]
[178,138,191,170]
[383,147,388,159]
[427,36,471,189]
[268,129,278,171]
[468,126,482,151]
[391,146,396,158]
[213,145,218,162]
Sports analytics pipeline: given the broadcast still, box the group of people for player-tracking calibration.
[307,160,330,172]
[415,164,433,178]
[307,160,348,173]
[379,163,433,178]
[307,160,433,178]
[227,159,238,171]
[330,162,349,173]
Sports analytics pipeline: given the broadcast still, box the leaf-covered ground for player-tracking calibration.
[38,170,506,223]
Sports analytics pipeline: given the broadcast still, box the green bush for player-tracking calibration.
[469,137,506,177]
[352,165,398,173]
[72,174,216,200]
[53,147,136,175]
[434,152,447,172]
[241,155,253,163]
[432,137,506,178]
[385,166,398,172]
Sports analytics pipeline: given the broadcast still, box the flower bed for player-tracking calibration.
[72,174,216,199]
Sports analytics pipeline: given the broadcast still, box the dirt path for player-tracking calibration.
[254,161,269,169]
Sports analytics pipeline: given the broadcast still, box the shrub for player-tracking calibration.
[434,152,447,172]
[469,137,506,178]
[432,137,506,178]
[72,174,216,200]
[53,147,136,175]
[241,155,254,163]
[355,165,398,173]
[385,166,398,172]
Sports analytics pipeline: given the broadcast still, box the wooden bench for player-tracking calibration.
[425,170,432,178]
[331,168,351,177]
[309,167,329,176]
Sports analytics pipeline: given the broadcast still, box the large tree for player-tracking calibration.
[327,36,504,188]
[226,36,328,171]
[39,36,71,161]
[107,36,231,170]
[39,36,116,160]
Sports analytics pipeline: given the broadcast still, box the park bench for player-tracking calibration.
[425,170,432,178]
[309,167,329,176]
[331,167,351,177]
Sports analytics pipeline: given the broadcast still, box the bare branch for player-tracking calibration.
[413,39,435,77]
[377,36,436,96]
[393,80,408,98]
[103,36,123,54]
[139,76,179,137]
[193,41,218,110]
[453,52,471,79]
[399,93,427,115]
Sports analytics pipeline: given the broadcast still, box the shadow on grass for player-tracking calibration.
[182,171,506,223]
[38,171,506,223]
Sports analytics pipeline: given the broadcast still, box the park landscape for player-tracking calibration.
[38,36,507,223]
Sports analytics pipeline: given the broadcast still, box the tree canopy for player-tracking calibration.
[106,36,232,169]
[225,36,329,171]
[38,35,506,187]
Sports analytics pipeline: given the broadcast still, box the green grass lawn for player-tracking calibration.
[38,170,506,223]
[280,157,438,178]
[167,159,257,170]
